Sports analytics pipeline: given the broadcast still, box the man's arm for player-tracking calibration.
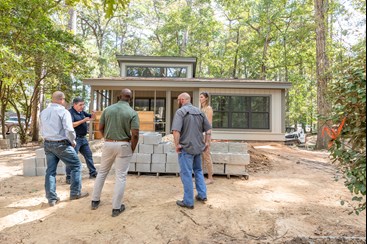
[72,117,91,128]
[99,123,105,137]
[172,130,182,153]
[130,129,139,152]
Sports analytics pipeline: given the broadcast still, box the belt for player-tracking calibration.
[105,139,130,142]
[45,139,69,143]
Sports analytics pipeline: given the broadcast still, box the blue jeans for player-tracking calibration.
[178,149,207,206]
[44,140,82,202]
[66,137,97,179]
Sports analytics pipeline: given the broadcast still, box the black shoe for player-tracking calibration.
[176,200,194,209]
[91,200,100,210]
[70,192,89,200]
[65,178,71,184]
[49,197,60,207]
[89,173,97,179]
[195,195,207,202]
[112,204,126,217]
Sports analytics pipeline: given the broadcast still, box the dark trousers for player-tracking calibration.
[66,137,97,179]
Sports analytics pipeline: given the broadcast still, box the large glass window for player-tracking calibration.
[127,66,187,78]
[212,95,270,129]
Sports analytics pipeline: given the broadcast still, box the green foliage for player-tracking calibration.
[329,67,366,215]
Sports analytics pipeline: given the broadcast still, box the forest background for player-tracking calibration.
[0,0,365,213]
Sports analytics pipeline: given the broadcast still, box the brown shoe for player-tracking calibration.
[70,192,89,200]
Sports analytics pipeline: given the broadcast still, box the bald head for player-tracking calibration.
[177,92,191,107]
[119,88,132,102]
[52,91,65,104]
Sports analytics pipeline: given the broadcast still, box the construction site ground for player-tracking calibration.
[0,141,365,243]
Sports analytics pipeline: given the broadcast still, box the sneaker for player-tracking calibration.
[70,192,89,200]
[65,178,71,184]
[91,200,100,210]
[49,197,60,207]
[195,195,207,202]
[112,204,126,217]
[176,200,194,209]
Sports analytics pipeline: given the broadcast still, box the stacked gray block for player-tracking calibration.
[166,152,179,173]
[23,158,36,176]
[136,153,152,172]
[126,133,249,177]
[23,148,66,176]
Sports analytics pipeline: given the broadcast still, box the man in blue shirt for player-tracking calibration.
[40,91,89,206]
[65,97,97,184]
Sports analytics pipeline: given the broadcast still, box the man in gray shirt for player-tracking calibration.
[171,92,212,209]
[40,91,88,207]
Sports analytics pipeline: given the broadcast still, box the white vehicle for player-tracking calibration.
[285,127,306,144]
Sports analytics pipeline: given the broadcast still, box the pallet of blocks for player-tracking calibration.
[129,133,250,180]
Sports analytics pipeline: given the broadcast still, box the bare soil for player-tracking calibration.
[0,142,365,243]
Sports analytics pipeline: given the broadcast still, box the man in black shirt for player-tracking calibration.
[66,97,97,184]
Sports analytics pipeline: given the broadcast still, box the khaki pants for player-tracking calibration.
[202,149,213,178]
[92,141,132,209]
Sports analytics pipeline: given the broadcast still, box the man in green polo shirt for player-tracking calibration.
[91,88,139,217]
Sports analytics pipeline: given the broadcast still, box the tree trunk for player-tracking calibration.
[314,0,331,150]
[232,29,240,78]
[31,57,43,142]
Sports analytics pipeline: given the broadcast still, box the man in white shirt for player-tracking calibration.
[40,91,88,207]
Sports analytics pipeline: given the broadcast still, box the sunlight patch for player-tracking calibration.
[0,206,62,231]
[7,197,45,208]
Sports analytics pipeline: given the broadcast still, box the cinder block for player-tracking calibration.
[211,142,229,153]
[130,153,137,163]
[139,134,144,144]
[36,158,46,167]
[151,163,165,173]
[153,142,165,153]
[166,163,180,173]
[23,157,36,176]
[139,144,154,154]
[211,153,230,164]
[229,153,250,165]
[229,143,248,153]
[36,167,46,176]
[56,165,66,175]
[152,154,166,164]
[35,148,46,158]
[225,164,247,175]
[166,153,178,164]
[213,163,225,174]
[136,163,151,172]
[163,142,176,153]
[136,153,152,164]
[143,133,162,145]
[128,163,136,172]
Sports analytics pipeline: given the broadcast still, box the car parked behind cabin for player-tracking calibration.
[285,127,306,144]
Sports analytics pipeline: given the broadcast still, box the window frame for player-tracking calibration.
[211,94,271,130]
[126,66,188,78]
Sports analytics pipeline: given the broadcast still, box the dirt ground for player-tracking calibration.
[0,142,365,243]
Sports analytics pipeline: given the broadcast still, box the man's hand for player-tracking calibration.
[176,144,183,153]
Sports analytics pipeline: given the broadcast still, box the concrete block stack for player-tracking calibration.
[130,134,249,177]
[210,142,249,176]
[23,148,66,176]
[23,135,249,178]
